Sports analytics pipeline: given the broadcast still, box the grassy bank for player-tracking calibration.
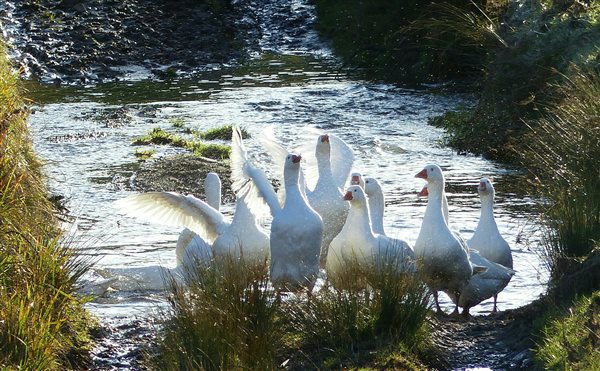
[311,0,499,84]
[0,43,93,368]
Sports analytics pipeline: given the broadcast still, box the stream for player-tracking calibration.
[3,0,549,369]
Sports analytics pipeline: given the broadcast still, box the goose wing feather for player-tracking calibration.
[115,192,226,243]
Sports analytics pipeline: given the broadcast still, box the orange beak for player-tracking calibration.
[415,168,427,179]
[292,154,302,163]
[321,134,330,143]
[417,187,429,197]
[343,191,353,200]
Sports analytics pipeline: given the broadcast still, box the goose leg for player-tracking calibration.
[451,292,460,316]
[492,294,498,313]
[433,291,443,313]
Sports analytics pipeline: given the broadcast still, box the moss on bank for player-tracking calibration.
[0,42,93,368]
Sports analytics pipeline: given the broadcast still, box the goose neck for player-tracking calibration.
[205,184,221,211]
[346,201,375,238]
[368,192,385,234]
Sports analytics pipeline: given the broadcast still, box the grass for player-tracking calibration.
[153,254,431,369]
[0,41,94,368]
[196,125,250,140]
[153,256,281,370]
[521,69,600,278]
[429,0,600,161]
[132,127,231,159]
[133,148,156,161]
[535,291,600,370]
[132,127,187,147]
[282,259,430,368]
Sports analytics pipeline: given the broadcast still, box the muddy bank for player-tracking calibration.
[127,154,235,203]
[0,0,322,84]
[428,300,546,370]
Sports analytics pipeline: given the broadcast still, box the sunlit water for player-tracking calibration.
[28,55,548,327]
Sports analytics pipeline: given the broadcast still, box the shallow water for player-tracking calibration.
[29,54,548,321]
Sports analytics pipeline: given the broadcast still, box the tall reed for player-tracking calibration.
[523,68,600,277]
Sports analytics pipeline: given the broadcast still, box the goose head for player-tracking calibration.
[477,177,495,198]
[283,153,302,175]
[315,134,331,160]
[415,164,445,191]
[343,185,368,206]
[364,177,382,197]
[350,172,365,188]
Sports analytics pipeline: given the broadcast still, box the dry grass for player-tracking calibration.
[0,41,93,369]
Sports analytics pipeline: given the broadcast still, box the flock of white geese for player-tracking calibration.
[115,126,515,317]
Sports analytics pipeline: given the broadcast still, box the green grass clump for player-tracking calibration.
[522,69,600,278]
[133,148,156,161]
[153,256,281,370]
[196,125,250,140]
[132,127,187,147]
[154,255,430,369]
[186,141,231,159]
[280,259,430,368]
[0,41,93,368]
[535,291,600,370]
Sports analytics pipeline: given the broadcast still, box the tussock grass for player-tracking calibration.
[154,255,430,369]
[535,291,600,369]
[132,127,231,159]
[0,42,93,368]
[154,256,281,370]
[522,69,600,278]
[132,127,187,147]
[186,141,231,160]
[283,259,430,368]
[196,125,250,140]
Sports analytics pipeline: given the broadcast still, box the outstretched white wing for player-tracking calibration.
[231,125,281,216]
[115,192,227,243]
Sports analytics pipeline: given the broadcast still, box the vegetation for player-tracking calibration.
[196,125,250,140]
[311,0,498,84]
[0,42,93,368]
[429,0,600,161]
[153,257,431,369]
[134,148,156,161]
[522,69,600,279]
[535,291,600,370]
[132,127,231,160]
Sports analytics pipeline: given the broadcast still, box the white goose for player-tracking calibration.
[467,177,514,312]
[418,183,514,315]
[350,172,365,188]
[414,164,482,315]
[176,172,220,270]
[232,126,323,292]
[445,250,515,316]
[261,128,353,268]
[364,177,386,236]
[115,177,270,265]
[327,185,415,278]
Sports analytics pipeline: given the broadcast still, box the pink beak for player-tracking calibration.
[351,175,360,185]
[292,154,302,163]
[343,191,353,201]
[417,186,429,197]
[321,134,330,143]
[415,168,427,179]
